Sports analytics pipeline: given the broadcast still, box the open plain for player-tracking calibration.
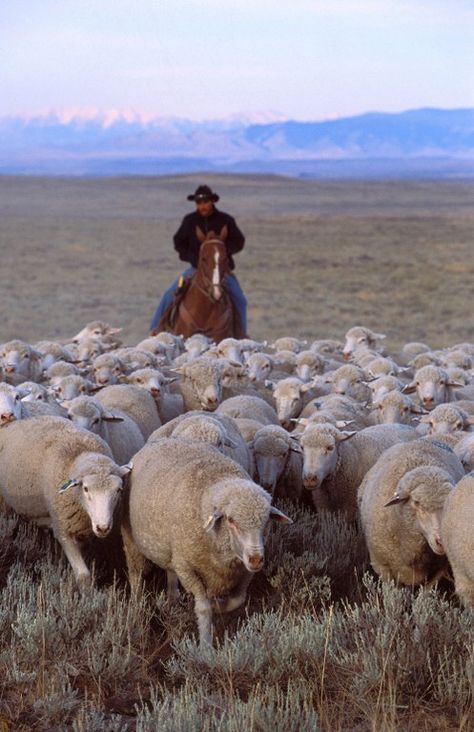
[1,174,473,348]
[1,174,474,731]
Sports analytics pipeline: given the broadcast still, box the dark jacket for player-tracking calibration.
[173,207,245,270]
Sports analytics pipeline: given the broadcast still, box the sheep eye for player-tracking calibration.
[37,394,44,400]
[15,394,20,401]
[326,445,334,452]
[83,485,89,493]
[136,378,143,384]
[92,418,100,425]
[378,404,383,410]
[439,380,445,386]
[80,386,87,393]
[23,353,30,359]
[227,516,235,526]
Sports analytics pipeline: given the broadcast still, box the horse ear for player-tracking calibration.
[196,226,206,243]
[219,225,228,241]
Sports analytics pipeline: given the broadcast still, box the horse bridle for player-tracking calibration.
[196,239,229,302]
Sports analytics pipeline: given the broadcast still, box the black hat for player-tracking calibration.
[187,185,219,203]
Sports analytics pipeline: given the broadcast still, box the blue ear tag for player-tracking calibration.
[58,479,76,493]
[265,382,273,390]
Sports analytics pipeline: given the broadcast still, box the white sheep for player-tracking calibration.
[441,473,474,607]
[170,357,224,412]
[95,384,162,440]
[217,394,279,427]
[63,395,145,464]
[366,375,404,404]
[300,422,417,518]
[121,438,291,645]
[124,367,184,424]
[149,411,253,475]
[91,353,125,386]
[266,376,316,428]
[453,433,474,471]
[34,340,76,371]
[294,350,325,382]
[249,425,303,499]
[71,321,123,344]
[50,374,97,401]
[418,403,474,436]
[374,390,425,425]
[0,339,43,384]
[358,439,464,585]
[0,415,130,588]
[403,365,464,409]
[269,337,307,353]
[324,364,371,403]
[342,326,386,360]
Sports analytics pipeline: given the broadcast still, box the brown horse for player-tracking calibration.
[154,226,245,341]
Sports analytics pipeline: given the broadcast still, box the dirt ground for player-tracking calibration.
[1,173,473,350]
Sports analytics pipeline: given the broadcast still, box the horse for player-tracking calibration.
[153,226,245,341]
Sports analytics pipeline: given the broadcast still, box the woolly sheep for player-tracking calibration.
[295,350,325,382]
[50,374,97,401]
[441,473,474,607]
[112,347,157,374]
[358,439,464,585]
[249,425,303,499]
[149,331,184,360]
[183,333,214,360]
[324,364,371,403]
[121,438,291,645]
[270,337,307,353]
[245,352,274,383]
[95,384,161,440]
[170,357,224,412]
[453,433,474,471]
[73,337,105,365]
[266,376,316,428]
[91,353,125,386]
[44,360,82,384]
[418,403,474,436]
[63,395,145,464]
[135,336,172,364]
[217,394,279,427]
[0,383,25,425]
[366,375,404,404]
[71,321,123,344]
[149,411,253,475]
[0,415,130,588]
[0,339,43,384]
[342,326,386,360]
[34,340,76,371]
[374,390,425,425]
[300,422,417,519]
[301,393,372,431]
[403,365,464,409]
[124,367,184,424]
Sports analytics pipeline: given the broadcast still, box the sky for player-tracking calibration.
[1,0,473,122]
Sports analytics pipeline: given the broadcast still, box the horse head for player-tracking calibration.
[196,226,229,301]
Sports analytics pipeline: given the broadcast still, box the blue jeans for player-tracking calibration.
[150,267,247,333]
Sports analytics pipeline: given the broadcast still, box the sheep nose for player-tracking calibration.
[247,554,264,571]
[97,377,109,385]
[4,366,15,373]
[303,475,319,489]
[336,388,346,395]
[1,412,16,424]
[94,524,111,538]
[150,387,160,396]
[343,352,350,361]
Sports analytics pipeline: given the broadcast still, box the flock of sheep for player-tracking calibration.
[0,323,474,646]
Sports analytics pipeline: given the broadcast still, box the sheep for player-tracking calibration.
[266,376,316,428]
[453,433,474,471]
[95,384,162,441]
[403,365,464,409]
[324,364,371,403]
[300,394,372,431]
[300,422,418,519]
[183,333,214,360]
[342,326,386,360]
[149,331,184,360]
[169,357,225,412]
[310,339,345,361]
[34,340,76,371]
[295,350,325,382]
[441,473,474,607]
[0,383,25,425]
[50,374,97,401]
[63,395,145,464]
[245,352,274,383]
[418,403,474,436]
[270,337,307,353]
[358,439,464,586]
[91,353,125,386]
[149,411,253,475]
[43,360,82,384]
[124,367,184,424]
[72,337,105,365]
[217,394,279,427]
[212,337,245,364]
[112,347,157,374]
[366,375,404,404]
[0,415,130,588]
[135,336,172,364]
[0,339,43,384]
[374,390,425,425]
[362,355,402,379]
[249,425,303,499]
[71,321,123,345]
[121,438,291,645]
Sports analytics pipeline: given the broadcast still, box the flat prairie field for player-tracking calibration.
[1,174,473,348]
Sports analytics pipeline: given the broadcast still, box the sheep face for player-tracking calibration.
[60,462,129,538]
[0,384,23,425]
[300,428,339,489]
[0,340,42,380]
[254,443,289,493]
[272,378,309,426]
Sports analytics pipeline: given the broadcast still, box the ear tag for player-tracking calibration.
[58,479,76,493]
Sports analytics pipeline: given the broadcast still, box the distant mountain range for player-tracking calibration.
[0,108,473,177]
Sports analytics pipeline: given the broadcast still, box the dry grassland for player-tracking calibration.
[1,174,473,347]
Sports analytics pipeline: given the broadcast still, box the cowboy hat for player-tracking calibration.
[187,185,220,203]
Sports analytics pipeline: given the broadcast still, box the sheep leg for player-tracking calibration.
[57,534,91,590]
[213,572,253,613]
[175,565,213,646]
[166,570,180,602]
[121,522,148,591]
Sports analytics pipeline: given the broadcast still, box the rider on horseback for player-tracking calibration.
[150,185,247,335]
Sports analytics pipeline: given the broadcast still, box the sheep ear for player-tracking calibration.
[374,333,386,341]
[119,462,133,476]
[164,376,180,384]
[410,404,428,415]
[89,384,103,393]
[58,478,81,493]
[269,506,293,524]
[384,493,409,507]
[102,412,124,423]
[336,420,354,429]
[224,436,240,448]
[289,437,302,453]
[203,510,223,532]
[300,382,314,393]
[337,430,357,441]
[402,383,417,394]
[446,381,464,389]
